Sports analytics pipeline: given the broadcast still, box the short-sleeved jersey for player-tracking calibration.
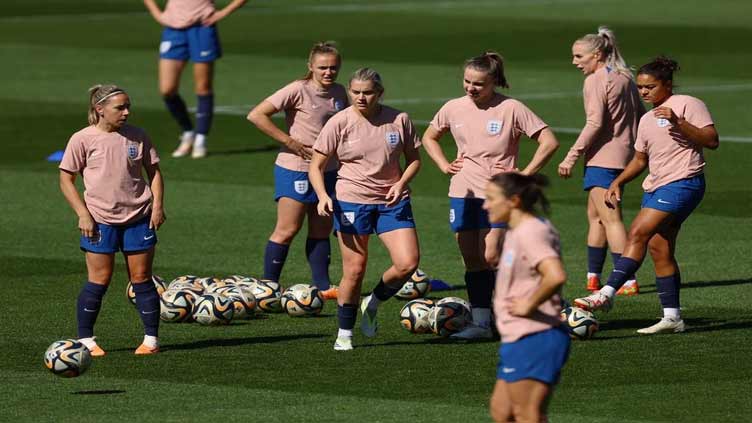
[59,125,160,225]
[431,94,547,199]
[494,217,564,343]
[313,105,421,204]
[561,67,645,169]
[265,79,348,172]
[161,0,215,29]
[635,95,714,192]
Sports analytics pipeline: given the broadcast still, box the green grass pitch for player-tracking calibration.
[1,1,751,421]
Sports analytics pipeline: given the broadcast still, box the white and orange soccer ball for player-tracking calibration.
[560,306,599,340]
[247,279,283,313]
[395,269,432,300]
[399,298,435,334]
[280,284,325,317]
[192,294,234,325]
[429,297,472,337]
[44,339,91,378]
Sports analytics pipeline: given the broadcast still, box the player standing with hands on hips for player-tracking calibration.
[310,68,422,351]
[247,42,347,299]
[574,56,719,334]
[144,0,247,158]
[59,85,166,356]
[558,27,645,296]
[422,51,559,340]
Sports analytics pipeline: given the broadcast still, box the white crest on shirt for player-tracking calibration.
[127,142,139,159]
[159,41,172,54]
[486,120,503,135]
[385,131,401,147]
[656,118,670,128]
[294,180,309,194]
[341,212,355,226]
[449,209,456,223]
[502,251,515,267]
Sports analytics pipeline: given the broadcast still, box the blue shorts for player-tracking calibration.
[449,197,508,232]
[334,198,416,235]
[641,174,705,224]
[274,165,337,203]
[583,166,623,191]
[159,25,222,62]
[497,327,570,384]
[80,216,157,254]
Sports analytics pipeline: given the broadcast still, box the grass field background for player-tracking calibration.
[1,1,751,422]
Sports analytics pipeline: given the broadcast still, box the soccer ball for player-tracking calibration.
[226,275,259,284]
[399,298,435,334]
[429,298,472,337]
[205,280,236,295]
[395,269,432,300]
[160,289,196,323]
[126,275,167,305]
[216,285,257,319]
[44,339,92,378]
[193,294,234,325]
[560,306,599,340]
[247,279,282,313]
[170,275,198,286]
[196,277,224,291]
[280,284,325,317]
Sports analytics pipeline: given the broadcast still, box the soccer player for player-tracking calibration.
[247,42,347,299]
[484,173,569,423]
[144,0,247,158]
[558,26,645,296]
[310,68,422,351]
[59,85,166,356]
[421,52,559,340]
[574,56,719,334]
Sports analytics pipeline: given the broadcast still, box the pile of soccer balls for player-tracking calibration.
[397,270,472,337]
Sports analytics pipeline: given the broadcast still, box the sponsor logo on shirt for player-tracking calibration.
[294,180,309,194]
[487,120,503,135]
[656,118,670,128]
[385,132,401,147]
[342,212,356,226]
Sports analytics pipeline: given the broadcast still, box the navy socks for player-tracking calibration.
[196,94,214,135]
[264,240,290,282]
[132,280,160,337]
[465,270,494,308]
[656,274,681,309]
[163,94,193,131]
[605,257,641,290]
[306,238,331,290]
[337,304,357,330]
[77,281,108,338]
[587,246,608,274]
[372,278,402,302]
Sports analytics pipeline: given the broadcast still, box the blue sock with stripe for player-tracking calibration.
[605,257,641,291]
[77,281,108,338]
[196,94,214,135]
[656,273,681,309]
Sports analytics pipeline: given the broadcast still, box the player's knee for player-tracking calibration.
[272,226,301,244]
[393,256,419,278]
[489,400,512,423]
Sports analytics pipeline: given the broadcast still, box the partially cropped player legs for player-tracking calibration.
[451,229,496,340]
[125,247,161,354]
[77,252,115,357]
[334,232,369,351]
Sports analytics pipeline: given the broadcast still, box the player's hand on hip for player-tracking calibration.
[385,183,405,207]
[604,183,621,209]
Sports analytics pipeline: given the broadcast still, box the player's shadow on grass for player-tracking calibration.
[206,145,278,156]
[160,333,328,351]
[681,278,751,289]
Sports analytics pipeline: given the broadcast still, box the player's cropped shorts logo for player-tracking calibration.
[657,118,670,128]
[294,180,309,194]
[385,132,401,147]
[127,143,138,159]
[449,209,456,223]
[341,212,355,226]
[334,100,344,111]
[159,41,172,54]
[487,120,503,135]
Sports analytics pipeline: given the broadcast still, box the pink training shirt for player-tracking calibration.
[265,79,348,173]
[431,94,548,199]
[59,124,160,225]
[313,105,421,204]
[561,66,645,169]
[161,0,215,29]
[494,217,564,343]
[635,94,714,192]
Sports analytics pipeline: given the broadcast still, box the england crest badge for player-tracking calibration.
[127,143,139,159]
[385,131,400,148]
[486,120,503,135]
[294,180,309,194]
